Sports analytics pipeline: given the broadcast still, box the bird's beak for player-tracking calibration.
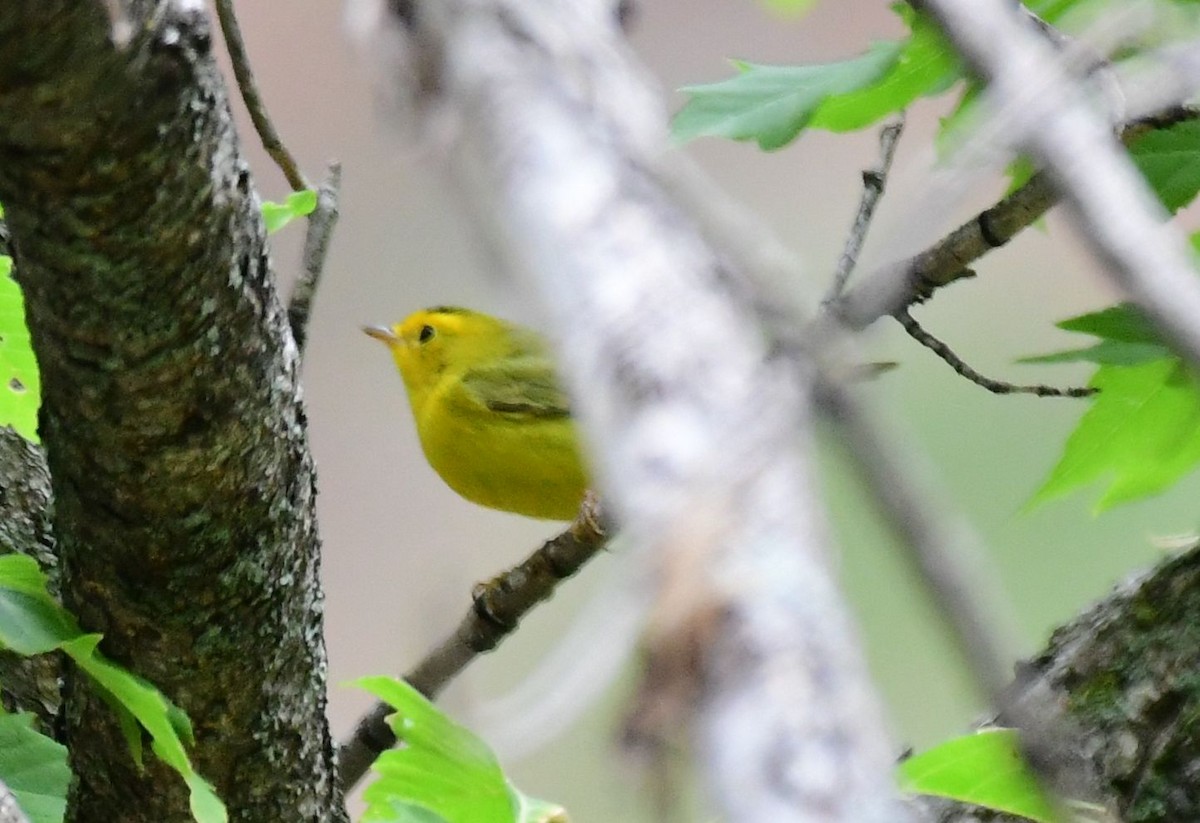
[363,325,400,345]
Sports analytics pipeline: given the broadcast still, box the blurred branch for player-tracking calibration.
[215,0,308,191]
[338,497,611,790]
[867,0,1200,373]
[288,162,342,353]
[384,0,911,819]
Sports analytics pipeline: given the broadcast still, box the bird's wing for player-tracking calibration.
[460,359,572,420]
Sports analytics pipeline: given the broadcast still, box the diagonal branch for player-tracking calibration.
[383,0,910,819]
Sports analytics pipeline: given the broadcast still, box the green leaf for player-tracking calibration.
[1055,303,1161,344]
[1031,357,1200,510]
[0,712,69,823]
[1021,305,1169,365]
[1131,119,1200,212]
[0,259,40,443]
[61,635,226,823]
[357,677,567,823]
[0,555,80,655]
[897,728,1060,822]
[260,189,317,234]
[759,0,816,14]
[0,555,226,823]
[673,8,958,149]
[1019,340,1169,367]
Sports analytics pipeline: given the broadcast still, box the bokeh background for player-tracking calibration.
[224,1,1197,818]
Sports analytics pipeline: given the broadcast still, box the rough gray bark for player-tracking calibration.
[0,4,346,821]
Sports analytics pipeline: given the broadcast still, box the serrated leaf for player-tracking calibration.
[673,6,958,149]
[1131,119,1200,212]
[62,635,226,823]
[673,44,903,150]
[260,189,317,234]
[0,712,69,823]
[1031,357,1200,510]
[897,728,1059,822]
[357,677,567,823]
[806,11,959,133]
[0,260,40,443]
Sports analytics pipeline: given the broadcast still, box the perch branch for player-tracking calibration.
[338,497,610,790]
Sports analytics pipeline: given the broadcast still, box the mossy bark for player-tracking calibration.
[0,4,346,820]
[917,548,1200,822]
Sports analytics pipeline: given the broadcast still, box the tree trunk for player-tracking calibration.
[0,4,346,820]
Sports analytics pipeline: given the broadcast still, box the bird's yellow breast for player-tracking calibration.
[414,375,587,520]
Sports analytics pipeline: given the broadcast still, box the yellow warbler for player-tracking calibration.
[364,307,588,520]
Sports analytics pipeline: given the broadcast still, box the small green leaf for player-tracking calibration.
[1031,357,1200,510]
[0,260,40,443]
[357,677,567,823]
[1131,119,1200,212]
[0,711,69,823]
[261,189,317,234]
[1055,303,1161,344]
[759,0,816,14]
[897,728,1059,822]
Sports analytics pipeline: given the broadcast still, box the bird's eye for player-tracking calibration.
[418,324,436,344]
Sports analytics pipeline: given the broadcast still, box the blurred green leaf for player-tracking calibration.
[1131,119,1200,213]
[0,259,40,443]
[897,728,1060,822]
[673,8,958,149]
[357,676,567,823]
[261,189,317,234]
[0,712,69,823]
[1021,304,1169,366]
[759,0,816,15]
[1055,303,1161,343]
[1031,357,1200,510]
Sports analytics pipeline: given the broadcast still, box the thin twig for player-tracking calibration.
[288,162,342,353]
[337,496,610,790]
[895,309,1095,398]
[824,114,906,303]
[215,0,308,191]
